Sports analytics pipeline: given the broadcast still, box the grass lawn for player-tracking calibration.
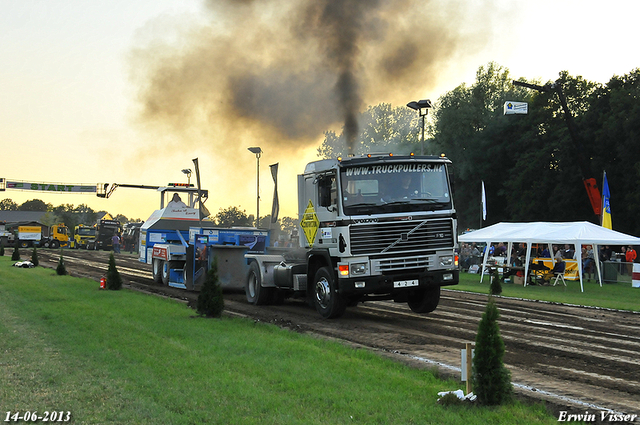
[0,255,560,424]
[452,271,640,312]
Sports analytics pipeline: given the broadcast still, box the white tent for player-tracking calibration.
[459,221,640,292]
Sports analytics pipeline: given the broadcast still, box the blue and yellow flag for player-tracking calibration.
[602,172,612,229]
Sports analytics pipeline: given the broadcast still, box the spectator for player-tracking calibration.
[563,244,575,259]
[582,245,595,280]
[112,233,121,254]
[553,245,563,261]
[625,245,636,276]
[541,246,550,258]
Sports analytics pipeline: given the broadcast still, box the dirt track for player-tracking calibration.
[29,248,640,419]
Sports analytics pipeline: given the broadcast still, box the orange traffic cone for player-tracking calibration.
[100,277,106,289]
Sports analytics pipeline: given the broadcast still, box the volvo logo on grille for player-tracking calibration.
[401,233,409,241]
[434,233,445,238]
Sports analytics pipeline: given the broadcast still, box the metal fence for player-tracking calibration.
[600,260,635,284]
[460,255,636,285]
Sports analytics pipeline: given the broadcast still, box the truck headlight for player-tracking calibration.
[351,263,367,275]
[439,256,454,267]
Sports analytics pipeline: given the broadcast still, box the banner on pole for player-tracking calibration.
[270,163,279,223]
[602,172,612,229]
[481,181,487,221]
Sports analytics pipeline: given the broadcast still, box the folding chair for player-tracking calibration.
[552,261,567,287]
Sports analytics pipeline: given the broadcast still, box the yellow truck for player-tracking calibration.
[16,223,69,248]
[73,224,96,249]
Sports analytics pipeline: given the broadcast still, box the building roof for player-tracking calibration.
[0,211,47,224]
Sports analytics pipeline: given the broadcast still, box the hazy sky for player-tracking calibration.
[1,0,638,222]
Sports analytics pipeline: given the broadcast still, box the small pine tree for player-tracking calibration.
[472,297,513,405]
[490,269,502,295]
[31,247,39,267]
[196,258,224,318]
[106,252,122,290]
[11,246,20,261]
[56,254,67,275]
[0,243,4,256]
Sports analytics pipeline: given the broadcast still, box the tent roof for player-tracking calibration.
[459,221,640,246]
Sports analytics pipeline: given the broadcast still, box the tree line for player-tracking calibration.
[318,62,640,236]
[6,63,639,237]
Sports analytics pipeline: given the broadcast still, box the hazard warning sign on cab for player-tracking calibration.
[300,200,319,247]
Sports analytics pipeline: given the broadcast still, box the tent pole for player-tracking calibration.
[593,244,603,287]
[576,242,583,292]
[480,242,491,283]
[524,242,531,287]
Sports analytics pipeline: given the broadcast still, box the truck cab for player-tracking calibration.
[73,224,96,249]
[245,154,459,318]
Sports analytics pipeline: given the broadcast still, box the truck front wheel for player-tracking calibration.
[313,266,346,319]
[245,261,272,305]
[407,286,441,313]
[152,259,163,284]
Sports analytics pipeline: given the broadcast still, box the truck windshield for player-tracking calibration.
[340,162,452,215]
[77,228,96,236]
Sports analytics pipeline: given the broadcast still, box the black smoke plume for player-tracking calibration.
[130,0,499,157]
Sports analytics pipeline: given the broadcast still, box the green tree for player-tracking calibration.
[489,269,502,295]
[472,297,512,405]
[56,253,66,275]
[214,206,252,227]
[31,247,39,267]
[19,199,51,211]
[579,68,640,235]
[431,62,603,231]
[317,103,420,159]
[106,252,123,290]
[0,199,18,210]
[196,258,224,318]
[11,246,20,261]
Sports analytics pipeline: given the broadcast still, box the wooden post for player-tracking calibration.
[466,342,474,394]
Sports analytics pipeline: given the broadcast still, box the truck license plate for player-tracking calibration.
[394,279,419,288]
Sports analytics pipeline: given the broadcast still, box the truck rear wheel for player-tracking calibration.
[407,286,440,313]
[245,261,272,305]
[152,259,163,284]
[313,266,346,319]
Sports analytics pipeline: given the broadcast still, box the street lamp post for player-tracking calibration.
[406,99,432,155]
[181,168,192,186]
[248,147,262,227]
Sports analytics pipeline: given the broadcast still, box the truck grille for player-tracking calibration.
[349,218,454,256]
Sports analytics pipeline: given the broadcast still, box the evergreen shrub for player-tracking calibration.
[196,258,224,318]
[56,253,66,275]
[490,269,502,295]
[106,252,123,290]
[472,297,512,405]
[0,243,4,256]
[31,247,39,267]
[11,247,20,261]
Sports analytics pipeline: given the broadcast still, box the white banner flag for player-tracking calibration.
[481,181,487,221]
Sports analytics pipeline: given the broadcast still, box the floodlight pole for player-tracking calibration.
[406,99,432,155]
[248,147,262,227]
